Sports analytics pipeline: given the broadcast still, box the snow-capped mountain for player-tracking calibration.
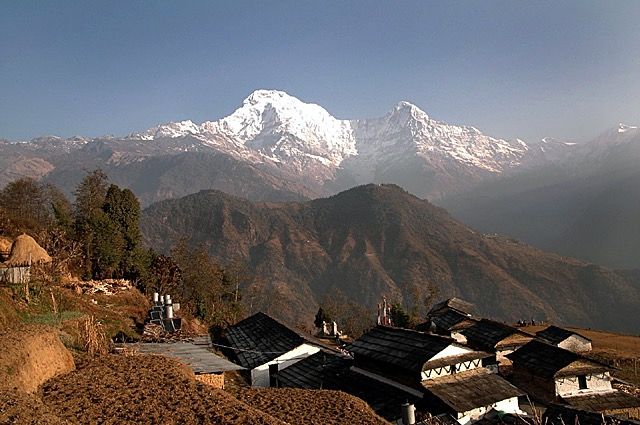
[8,89,636,206]
[127,89,530,194]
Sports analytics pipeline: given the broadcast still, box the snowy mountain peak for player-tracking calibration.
[391,101,429,120]
[129,120,199,140]
[242,89,294,106]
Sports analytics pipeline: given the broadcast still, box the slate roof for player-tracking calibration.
[222,312,307,369]
[347,326,457,374]
[460,319,531,352]
[431,309,476,332]
[422,368,524,413]
[536,325,591,345]
[277,350,421,421]
[277,350,345,389]
[563,391,640,412]
[506,340,611,378]
[544,403,640,425]
[133,337,244,373]
[429,297,475,316]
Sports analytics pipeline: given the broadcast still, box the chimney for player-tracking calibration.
[153,292,159,304]
[165,296,174,319]
[160,295,165,304]
[269,363,279,387]
[401,402,416,425]
[332,321,338,336]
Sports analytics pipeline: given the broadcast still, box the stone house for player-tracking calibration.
[507,340,640,418]
[536,325,592,353]
[221,312,321,387]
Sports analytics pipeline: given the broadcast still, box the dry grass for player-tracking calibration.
[230,387,389,425]
[78,315,109,356]
[5,233,51,266]
[40,354,286,425]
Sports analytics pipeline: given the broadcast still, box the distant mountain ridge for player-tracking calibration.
[141,184,640,334]
[440,124,640,269]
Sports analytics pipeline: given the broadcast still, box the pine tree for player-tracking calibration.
[73,169,109,278]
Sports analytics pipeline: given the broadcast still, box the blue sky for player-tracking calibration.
[1,1,639,142]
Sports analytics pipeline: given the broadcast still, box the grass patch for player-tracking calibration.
[19,310,84,326]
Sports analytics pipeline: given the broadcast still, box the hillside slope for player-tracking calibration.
[141,184,640,333]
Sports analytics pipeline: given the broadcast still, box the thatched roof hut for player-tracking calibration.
[5,234,51,266]
[0,236,12,257]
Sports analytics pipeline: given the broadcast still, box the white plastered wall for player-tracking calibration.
[251,343,320,387]
[555,372,612,397]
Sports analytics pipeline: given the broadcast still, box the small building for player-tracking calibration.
[429,297,475,316]
[507,339,640,417]
[131,336,243,389]
[421,368,525,425]
[507,339,612,401]
[459,319,533,369]
[221,312,321,387]
[536,325,592,353]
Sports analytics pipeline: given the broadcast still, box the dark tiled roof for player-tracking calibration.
[277,350,420,421]
[544,403,640,425]
[536,325,592,345]
[277,350,346,389]
[460,319,530,352]
[347,326,456,374]
[563,391,640,412]
[431,309,476,332]
[422,369,524,413]
[429,298,475,316]
[507,340,611,378]
[222,312,306,369]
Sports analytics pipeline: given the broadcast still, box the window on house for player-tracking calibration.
[578,375,588,390]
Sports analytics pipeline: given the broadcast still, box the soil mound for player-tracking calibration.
[41,355,286,425]
[232,387,389,425]
[0,324,75,393]
[0,390,69,425]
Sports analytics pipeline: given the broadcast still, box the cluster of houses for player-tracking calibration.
[214,297,640,425]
